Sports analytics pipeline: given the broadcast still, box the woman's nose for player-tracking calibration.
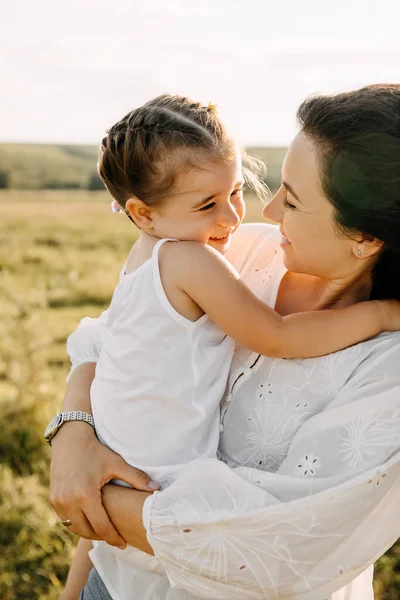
[263,190,283,223]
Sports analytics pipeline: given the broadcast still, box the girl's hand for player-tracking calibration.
[376,299,400,331]
[50,422,160,548]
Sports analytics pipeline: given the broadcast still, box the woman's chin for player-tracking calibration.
[281,247,301,274]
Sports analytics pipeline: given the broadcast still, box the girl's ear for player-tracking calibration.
[125,197,155,230]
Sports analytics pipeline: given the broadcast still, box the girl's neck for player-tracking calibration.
[125,231,160,274]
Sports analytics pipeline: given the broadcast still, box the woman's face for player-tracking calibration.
[263,132,357,280]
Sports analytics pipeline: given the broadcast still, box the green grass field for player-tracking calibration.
[0,189,399,599]
[0,143,286,190]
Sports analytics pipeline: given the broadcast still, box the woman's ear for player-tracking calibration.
[352,235,384,259]
[125,197,155,230]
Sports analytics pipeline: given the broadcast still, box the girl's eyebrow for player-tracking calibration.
[283,181,303,205]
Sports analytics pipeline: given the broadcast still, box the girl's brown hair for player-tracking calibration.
[99,94,267,210]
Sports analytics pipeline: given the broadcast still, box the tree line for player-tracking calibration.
[0,170,106,191]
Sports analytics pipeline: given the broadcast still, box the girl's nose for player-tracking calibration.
[262,189,283,224]
[219,202,241,227]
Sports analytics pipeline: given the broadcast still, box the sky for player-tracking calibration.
[2,0,400,146]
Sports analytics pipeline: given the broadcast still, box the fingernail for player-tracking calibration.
[148,480,161,490]
[118,543,127,550]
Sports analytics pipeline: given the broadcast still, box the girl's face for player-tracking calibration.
[143,150,245,254]
[263,132,359,280]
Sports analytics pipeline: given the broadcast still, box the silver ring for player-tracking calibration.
[61,518,72,527]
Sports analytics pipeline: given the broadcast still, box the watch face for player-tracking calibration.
[44,413,62,440]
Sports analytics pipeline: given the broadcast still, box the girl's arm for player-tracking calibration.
[99,341,400,598]
[66,309,110,380]
[171,242,399,358]
[59,538,93,600]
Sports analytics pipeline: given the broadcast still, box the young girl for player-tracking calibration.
[59,94,400,600]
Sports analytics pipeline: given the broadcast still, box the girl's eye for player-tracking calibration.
[283,197,296,210]
[199,202,216,211]
[231,188,243,197]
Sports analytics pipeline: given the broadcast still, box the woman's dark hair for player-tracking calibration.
[99,94,267,214]
[297,84,400,300]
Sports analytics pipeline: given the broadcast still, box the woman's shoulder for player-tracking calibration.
[329,331,400,401]
[351,330,400,366]
[226,222,281,273]
[231,222,280,247]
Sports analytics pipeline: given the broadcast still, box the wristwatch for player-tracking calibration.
[44,411,95,445]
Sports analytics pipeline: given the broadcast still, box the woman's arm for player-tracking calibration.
[101,337,400,598]
[172,241,400,358]
[50,362,160,548]
[101,486,153,555]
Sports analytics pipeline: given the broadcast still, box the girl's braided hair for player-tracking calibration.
[99,94,267,210]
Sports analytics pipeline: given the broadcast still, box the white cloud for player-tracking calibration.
[2,0,400,145]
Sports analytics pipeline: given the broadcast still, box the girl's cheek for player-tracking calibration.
[239,199,246,219]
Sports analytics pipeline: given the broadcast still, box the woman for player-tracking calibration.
[50,84,400,600]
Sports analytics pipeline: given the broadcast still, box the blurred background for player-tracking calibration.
[1,1,400,598]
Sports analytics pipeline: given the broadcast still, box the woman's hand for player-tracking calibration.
[50,422,160,549]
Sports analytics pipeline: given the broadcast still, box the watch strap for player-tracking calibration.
[60,411,95,429]
[45,411,95,445]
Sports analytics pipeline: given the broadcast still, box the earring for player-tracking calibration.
[356,249,362,256]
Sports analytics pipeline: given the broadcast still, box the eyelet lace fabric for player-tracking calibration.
[67,224,399,600]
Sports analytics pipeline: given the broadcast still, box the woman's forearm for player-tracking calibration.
[61,362,96,412]
[51,362,97,451]
[101,484,154,555]
[50,361,158,546]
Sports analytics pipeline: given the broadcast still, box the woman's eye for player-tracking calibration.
[199,202,216,211]
[283,197,296,210]
[231,188,243,197]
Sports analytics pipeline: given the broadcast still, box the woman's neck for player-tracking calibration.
[314,274,373,310]
[276,270,373,316]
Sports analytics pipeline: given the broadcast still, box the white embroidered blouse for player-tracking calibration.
[67,223,400,600]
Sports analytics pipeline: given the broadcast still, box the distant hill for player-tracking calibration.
[248,146,286,190]
[0,143,286,190]
[0,144,99,190]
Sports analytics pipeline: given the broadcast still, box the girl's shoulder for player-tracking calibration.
[226,223,281,274]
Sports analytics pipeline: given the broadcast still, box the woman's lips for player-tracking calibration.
[280,233,291,246]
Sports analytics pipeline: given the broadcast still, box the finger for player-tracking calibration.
[82,500,127,549]
[56,509,99,540]
[51,489,106,541]
[109,460,160,492]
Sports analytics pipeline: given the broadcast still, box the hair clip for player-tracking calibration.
[110,200,123,213]
[207,102,218,113]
